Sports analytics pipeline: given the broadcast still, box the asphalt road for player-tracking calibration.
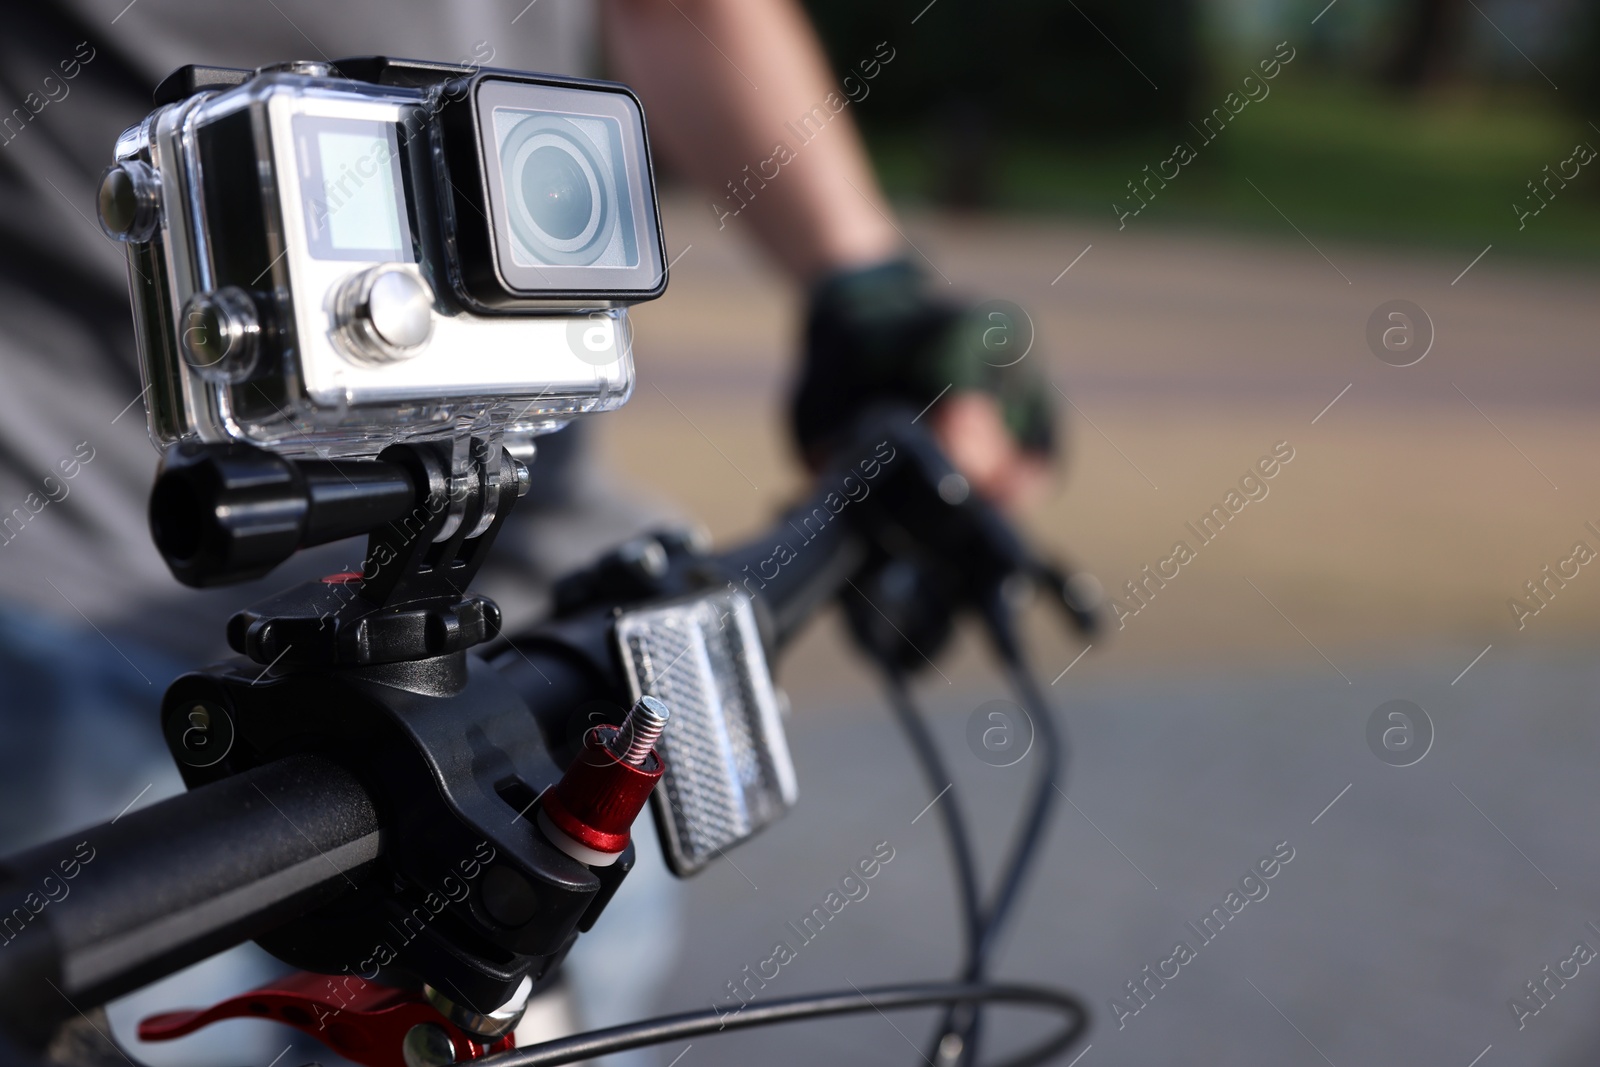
[645,647,1600,1067]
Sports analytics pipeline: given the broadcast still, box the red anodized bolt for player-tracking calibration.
[538,696,669,866]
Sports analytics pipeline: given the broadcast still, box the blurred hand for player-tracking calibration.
[928,391,1052,512]
[790,259,1057,512]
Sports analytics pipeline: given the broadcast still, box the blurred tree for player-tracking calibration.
[1570,0,1600,117]
[1382,0,1466,89]
[803,0,1201,206]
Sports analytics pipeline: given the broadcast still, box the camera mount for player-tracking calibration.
[147,438,638,1020]
[151,437,525,665]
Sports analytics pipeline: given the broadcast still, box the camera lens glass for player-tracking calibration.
[522,146,592,241]
[499,113,615,266]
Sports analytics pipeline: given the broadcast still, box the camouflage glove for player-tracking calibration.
[790,258,1055,463]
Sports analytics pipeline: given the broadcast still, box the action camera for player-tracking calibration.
[97,58,666,458]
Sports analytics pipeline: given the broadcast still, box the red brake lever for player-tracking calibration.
[138,970,515,1067]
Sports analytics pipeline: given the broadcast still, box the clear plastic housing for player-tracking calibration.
[116,70,644,459]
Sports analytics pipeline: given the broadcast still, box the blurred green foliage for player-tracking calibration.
[876,77,1600,259]
[876,76,1600,258]
[803,0,1201,204]
[803,0,1201,135]
[805,1,1600,258]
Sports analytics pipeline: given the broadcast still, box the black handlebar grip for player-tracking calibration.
[0,755,381,1050]
[150,442,418,587]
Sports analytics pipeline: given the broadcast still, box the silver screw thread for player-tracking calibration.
[609,695,670,765]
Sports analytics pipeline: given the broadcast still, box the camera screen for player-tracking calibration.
[293,115,413,263]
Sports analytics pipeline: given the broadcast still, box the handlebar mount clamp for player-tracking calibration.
[154,439,635,1017]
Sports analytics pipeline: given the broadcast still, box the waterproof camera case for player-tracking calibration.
[99,58,666,458]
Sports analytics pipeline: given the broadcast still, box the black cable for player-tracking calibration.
[475,981,1087,1067]
[875,583,1073,1067]
[883,666,991,1064]
[973,584,1066,972]
[883,665,985,961]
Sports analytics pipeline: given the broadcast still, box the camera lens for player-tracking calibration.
[499,114,615,266]
[521,146,593,242]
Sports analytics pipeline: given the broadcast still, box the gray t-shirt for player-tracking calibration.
[0,1,601,660]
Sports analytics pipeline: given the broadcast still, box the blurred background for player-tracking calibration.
[591,0,1600,1064]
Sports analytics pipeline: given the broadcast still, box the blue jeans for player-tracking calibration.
[0,606,184,853]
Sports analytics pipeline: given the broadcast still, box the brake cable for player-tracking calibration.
[875,582,1072,1067]
[475,981,1085,1067]
[977,583,1070,975]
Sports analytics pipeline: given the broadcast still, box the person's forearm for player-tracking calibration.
[601,0,900,282]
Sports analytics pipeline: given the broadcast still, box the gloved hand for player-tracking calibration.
[790,258,1055,509]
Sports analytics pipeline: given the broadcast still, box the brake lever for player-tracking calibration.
[138,970,516,1067]
[840,405,1103,657]
[1031,557,1106,640]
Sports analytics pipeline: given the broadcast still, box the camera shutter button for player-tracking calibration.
[335,266,434,362]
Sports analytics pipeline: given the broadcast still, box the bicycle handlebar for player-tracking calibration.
[0,755,380,1047]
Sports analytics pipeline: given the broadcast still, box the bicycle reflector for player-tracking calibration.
[614,590,798,875]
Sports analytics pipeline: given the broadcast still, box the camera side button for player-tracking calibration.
[97,160,162,243]
[333,266,435,364]
[180,288,261,384]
